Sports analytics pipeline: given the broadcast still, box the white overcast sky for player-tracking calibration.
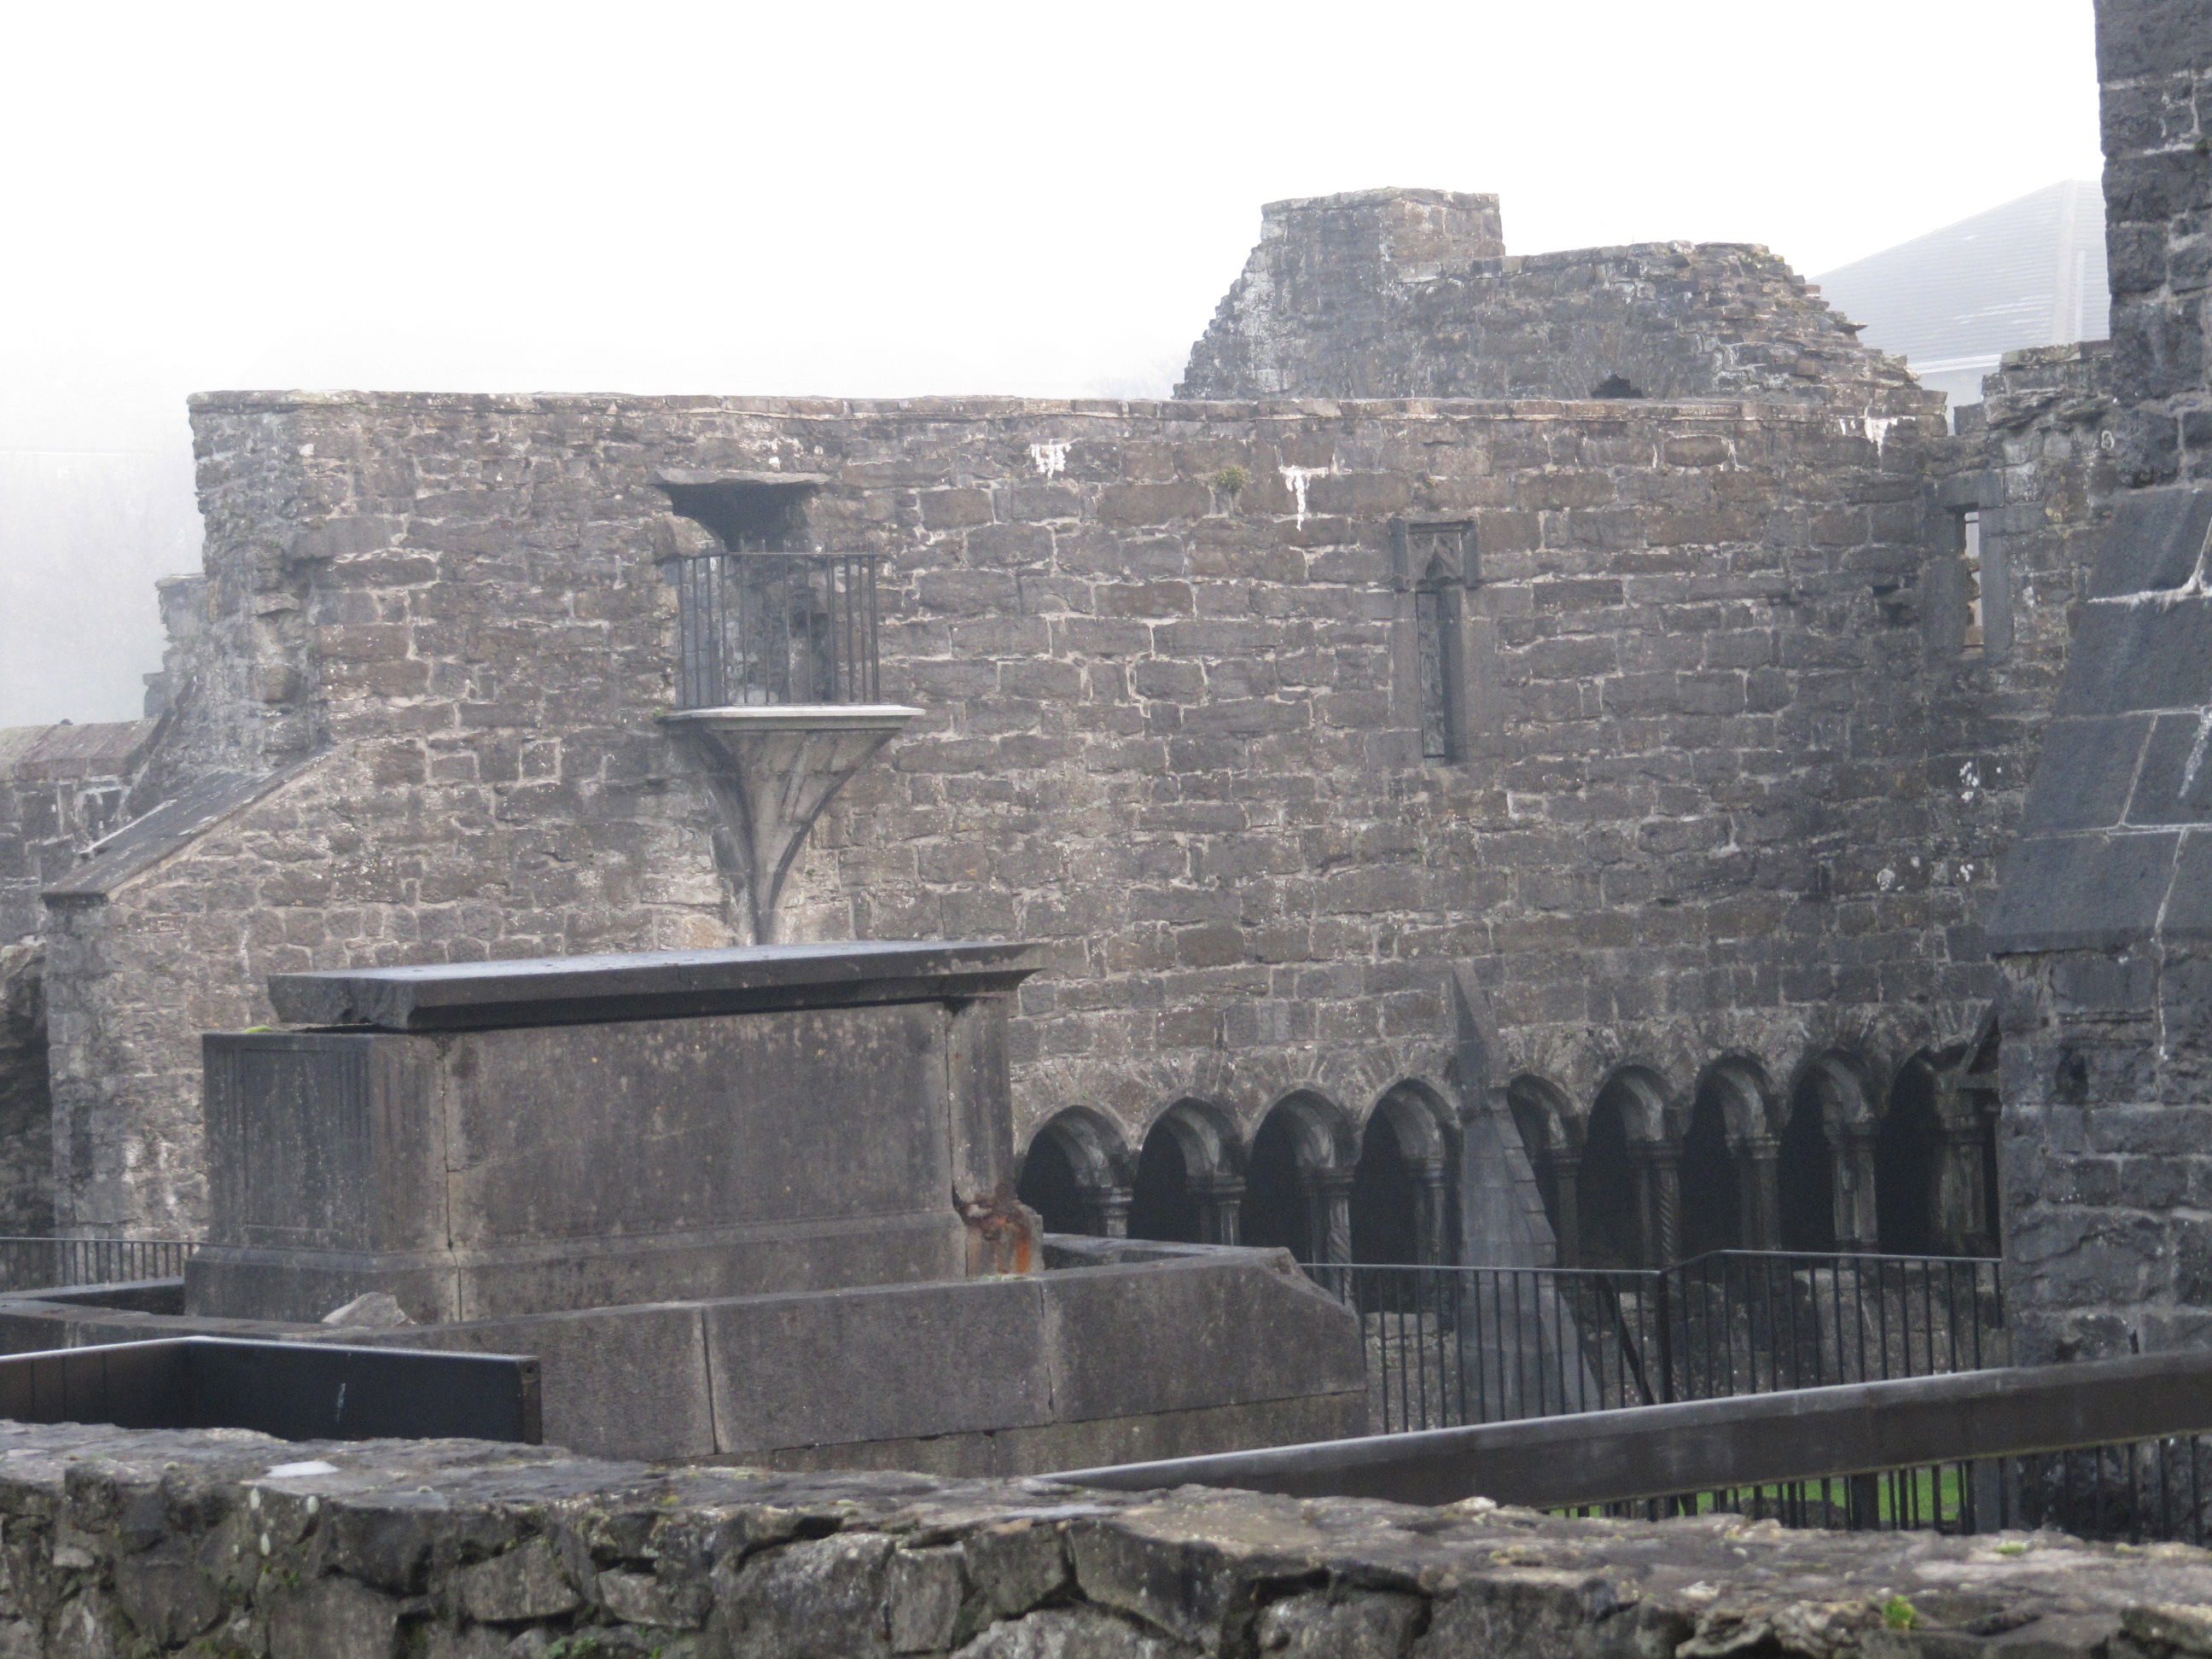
[1,0,2104,722]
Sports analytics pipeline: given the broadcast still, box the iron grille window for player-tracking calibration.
[670,545,883,709]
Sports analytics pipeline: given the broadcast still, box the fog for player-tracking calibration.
[0,0,2102,727]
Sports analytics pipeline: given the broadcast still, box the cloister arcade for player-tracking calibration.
[1019,1082,1463,1266]
[1016,1038,2000,1270]
[1508,1042,2001,1269]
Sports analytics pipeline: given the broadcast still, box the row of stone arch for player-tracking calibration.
[1507,1044,2000,1269]
[1016,1082,1463,1266]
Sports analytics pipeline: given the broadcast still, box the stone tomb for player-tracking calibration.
[187,940,1041,1324]
[30,940,1368,1470]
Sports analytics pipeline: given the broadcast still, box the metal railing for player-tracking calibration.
[1057,1346,2212,1547]
[0,1237,191,1293]
[1570,1439,2212,1544]
[668,545,883,709]
[1320,1250,2004,1432]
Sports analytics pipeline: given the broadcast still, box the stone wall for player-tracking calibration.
[0,944,52,1234]
[2100,0,2212,486]
[0,1417,2209,1659]
[1983,0,2212,1363]
[1180,190,1934,415]
[28,387,2041,1243]
[0,719,154,947]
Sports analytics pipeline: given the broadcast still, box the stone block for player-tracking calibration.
[369,1302,715,1460]
[2087,486,2212,597]
[192,944,1039,1324]
[1040,1258,1364,1422]
[2017,714,2155,832]
[1987,830,2180,953]
[706,1276,1050,1456]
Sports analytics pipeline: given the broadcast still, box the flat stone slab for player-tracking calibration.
[265,939,1045,1030]
[3,1417,2211,1658]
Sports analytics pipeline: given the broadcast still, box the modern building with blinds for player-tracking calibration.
[1812,179,2110,412]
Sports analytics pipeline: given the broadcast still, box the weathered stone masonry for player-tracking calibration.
[0,170,2122,1274]
[1982,0,2212,1365]
[3,1417,2212,1659]
[39,381,2024,1262]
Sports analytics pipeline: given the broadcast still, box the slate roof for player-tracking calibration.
[1813,181,2111,410]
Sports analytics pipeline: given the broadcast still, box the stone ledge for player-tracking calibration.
[3,1418,2211,1657]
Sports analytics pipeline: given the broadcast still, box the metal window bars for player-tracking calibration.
[668,542,883,709]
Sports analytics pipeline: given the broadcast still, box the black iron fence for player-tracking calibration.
[1574,1439,2212,1544]
[669,545,884,708]
[1058,1346,2212,1549]
[0,1237,192,1293]
[1321,1250,2004,1432]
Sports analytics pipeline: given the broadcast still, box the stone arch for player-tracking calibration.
[1779,1053,1877,1253]
[1127,1097,1243,1245]
[1352,1081,1458,1265]
[1580,1067,1671,1268]
[1243,1090,1357,1265]
[1016,1107,1133,1238]
[1877,1052,1946,1255]
[1682,1057,1779,1256]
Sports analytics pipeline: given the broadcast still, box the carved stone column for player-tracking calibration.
[1551,1152,1583,1267]
[1409,1156,1452,1264]
[1304,1171,1354,1266]
[1086,1186,1132,1239]
[1738,1134,1781,1249]
[1193,1177,1244,1246]
[1634,1144,1681,1266]
[1834,1125,1880,1252]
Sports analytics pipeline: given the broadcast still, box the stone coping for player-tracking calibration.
[184,388,1932,424]
[660,705,924,734]
[0,1418,2208,1656]
[263,940,1045,1031]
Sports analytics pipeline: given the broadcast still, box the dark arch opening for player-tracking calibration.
[1679,1085,1741,1259]
[1778,1078,1838,1253]
[1507,1084,1563,1243]
[1592,374,1645,399]
[1351,1114,1422,1265]
[1127,1120,1202,1243]
[1243,1109,1313,1260]
[1579,1086,1642,1268]
[1877,1061,1945,1254]
[1016,1128,1088,1236]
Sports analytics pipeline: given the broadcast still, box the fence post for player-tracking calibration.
[1653,1266,1676,1406]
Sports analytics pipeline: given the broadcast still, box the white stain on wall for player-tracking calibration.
[1280,464,1324,527]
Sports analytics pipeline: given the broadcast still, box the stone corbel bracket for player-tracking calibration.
[663,704,921,943]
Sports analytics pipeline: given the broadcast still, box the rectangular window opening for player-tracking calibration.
[1958,509,1985,655]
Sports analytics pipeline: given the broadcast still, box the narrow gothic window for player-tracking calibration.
[1416,585,1452,760]
[1394,518,1479,765]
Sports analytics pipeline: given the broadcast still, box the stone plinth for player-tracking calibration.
[186,941,1043,1325]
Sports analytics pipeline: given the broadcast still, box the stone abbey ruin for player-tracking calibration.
[0,0,2210,1652]
[3,193,2097,1317]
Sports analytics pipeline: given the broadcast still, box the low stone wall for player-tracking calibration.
[6,1418,2212,1658]
[0,1247,1367,1473]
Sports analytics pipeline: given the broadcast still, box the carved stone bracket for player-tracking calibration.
[664,704,920,943]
